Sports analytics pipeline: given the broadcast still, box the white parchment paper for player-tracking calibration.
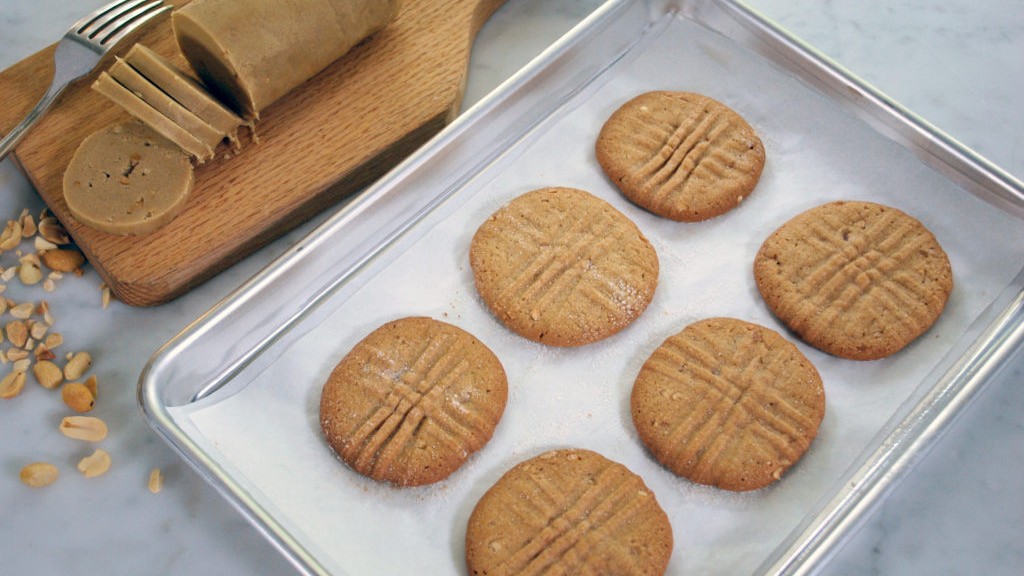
[169,13,1024,575]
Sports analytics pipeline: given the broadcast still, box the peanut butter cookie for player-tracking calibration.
[754,201,953,360]
[466,448,673,575]
[631,317,825,492]
[597,91,765,222]
[319,316,508,486]
[470,187,659,347]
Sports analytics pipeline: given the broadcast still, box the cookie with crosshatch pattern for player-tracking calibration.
[754,200,953,360]
[318,316,507,486]
[465,448,673,575]
[631,317,825,492]
[596,90,765,222]
[469,187,659,347]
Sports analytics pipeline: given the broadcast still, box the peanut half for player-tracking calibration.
[0,220,20,251]
[29,320,48,341]
[37,216,70,245]
[5,320,28,348]
[147,468,164,494]
[18,208,35,237]
[9,302,33,319]
[34,235,58,252]
[0,370,26,399]
[43,332,63,350]
[77,449,112,478]
[18,254,43,286]
[59,415,108,442]
[83,375,98,399]
[20,462,59,487]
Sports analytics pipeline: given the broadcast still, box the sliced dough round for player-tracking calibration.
[63,120,194,235]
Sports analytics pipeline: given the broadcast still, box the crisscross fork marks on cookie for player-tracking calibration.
[637,106,732,208]
[633,101,715,184]
[488,204,590,305]
[689,339,815,479]
[496,212,614,303]
[344,332,481,475]
[798,208,900,299]
[795,210,938,338]
[525,221,631,326]
[493,209,624,323]
[344,335,453,470]
[646,328,817,477]
[497,464,652,575]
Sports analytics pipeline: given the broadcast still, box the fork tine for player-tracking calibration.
[79,0,169,47]
[97,3,171,47]
[74,0,148,35]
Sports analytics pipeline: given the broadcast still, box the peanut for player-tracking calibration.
[0,220,20,251]
[101,284,112,309]
[43,332,63,350]
[19,462,59,487]
[18,257,43,286]
[77,449,111,478]
[148,468,164,494]
[6,347,28,362]
[5,320,28,348]
[59,415,108,442]
[33,344,56,362]
[29,321,48,341]
[37,217,70,245]
[37,300,54,326]
[0,370,26,399]
[84,375,98,399]
[40,249,85,273]
[11,358,30,374]
[18,209,35,237]
[34,235,58,252]
[9,302,33,319]
[63,352,92,381]
[32,360,63,390]
[62,382,95,413]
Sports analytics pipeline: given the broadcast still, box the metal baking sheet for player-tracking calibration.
[139,1,1024,575]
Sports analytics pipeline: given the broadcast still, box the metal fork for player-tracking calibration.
[0,0,171,160]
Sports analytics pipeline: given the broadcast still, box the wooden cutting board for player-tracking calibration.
[0,0,507,306]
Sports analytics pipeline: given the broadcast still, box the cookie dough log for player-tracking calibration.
[63,121,194,235]
[172,0,403,119]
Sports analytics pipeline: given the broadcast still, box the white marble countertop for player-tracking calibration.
[1,1,1021,574]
